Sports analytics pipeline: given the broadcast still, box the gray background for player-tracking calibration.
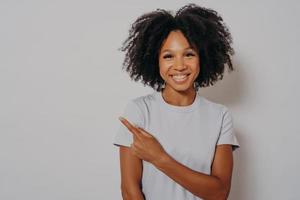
[1,0,299,199]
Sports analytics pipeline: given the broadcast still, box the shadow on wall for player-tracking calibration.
[200,57,250,199]
[199,55,246,107]
[230,129,249,199]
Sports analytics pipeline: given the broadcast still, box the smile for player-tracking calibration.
[171,74,190,83]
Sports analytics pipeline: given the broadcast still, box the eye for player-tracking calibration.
[163,54,173,59]
[186,52,195,57]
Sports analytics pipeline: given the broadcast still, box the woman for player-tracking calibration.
[113,3,240,200]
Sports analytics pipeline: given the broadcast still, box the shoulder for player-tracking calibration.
[125,92,157,114]
[122,93,157,127]
[131,92,156,104]
[199,95,230,116]
[121,93,155,127]
[198,96,234,129]
[129,92,156,108]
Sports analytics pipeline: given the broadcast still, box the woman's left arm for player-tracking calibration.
[119,117,234,200]
[154,144,233,200]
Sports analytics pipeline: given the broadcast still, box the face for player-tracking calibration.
[158,30,200,93]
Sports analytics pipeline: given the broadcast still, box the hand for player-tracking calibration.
[119,116,167,165]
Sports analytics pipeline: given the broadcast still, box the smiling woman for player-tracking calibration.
[158,30,200,106]
[113,3,240,200]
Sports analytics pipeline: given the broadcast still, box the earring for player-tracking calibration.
[162,81,166,88]
[193,82,199,91]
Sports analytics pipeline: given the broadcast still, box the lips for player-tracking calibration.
[170,73,190,83]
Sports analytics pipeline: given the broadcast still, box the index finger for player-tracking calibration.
[118,117,142,140]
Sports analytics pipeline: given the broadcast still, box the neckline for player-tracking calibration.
[155,90,200,113]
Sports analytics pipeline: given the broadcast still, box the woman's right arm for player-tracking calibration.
[119,146,145,200]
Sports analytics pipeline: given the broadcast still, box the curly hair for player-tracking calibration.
[119,3,235,91]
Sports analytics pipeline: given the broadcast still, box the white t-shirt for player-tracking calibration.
[113,90,240,200]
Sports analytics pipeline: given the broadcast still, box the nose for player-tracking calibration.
[174,57,186,71]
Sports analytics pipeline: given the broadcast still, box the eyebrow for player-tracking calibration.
[161,47,195,53]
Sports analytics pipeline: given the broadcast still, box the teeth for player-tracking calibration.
[172,74,188,81]
[173,75,186,78]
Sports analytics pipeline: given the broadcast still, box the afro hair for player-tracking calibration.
[119,3,235,91]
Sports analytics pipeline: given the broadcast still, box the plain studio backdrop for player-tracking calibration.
[0,0,299,199]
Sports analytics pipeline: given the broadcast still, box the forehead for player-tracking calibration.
[160,30,194,52]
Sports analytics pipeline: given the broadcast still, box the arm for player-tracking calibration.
[119,146,145,200]
[153,144,234,200]
[118,117,235,200]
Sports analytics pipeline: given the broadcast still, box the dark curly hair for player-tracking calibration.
[119,3,235,91]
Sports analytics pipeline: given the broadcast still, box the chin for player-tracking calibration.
[167,83,194,92]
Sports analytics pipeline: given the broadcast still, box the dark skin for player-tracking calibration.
[118,30,234,200]
[119,117,234,200]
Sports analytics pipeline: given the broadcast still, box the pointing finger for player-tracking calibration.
[119,117,142,140]
[136,127,153,138]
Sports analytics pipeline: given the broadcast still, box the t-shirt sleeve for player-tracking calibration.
[113,100,144,148]
[217,106,240,151]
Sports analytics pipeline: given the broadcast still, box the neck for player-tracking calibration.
[161,87,196,106]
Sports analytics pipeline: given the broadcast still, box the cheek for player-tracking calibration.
[195,65,200,77]
[159,61,169,77]
[192,59,200,72]
[191,62,200,77]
